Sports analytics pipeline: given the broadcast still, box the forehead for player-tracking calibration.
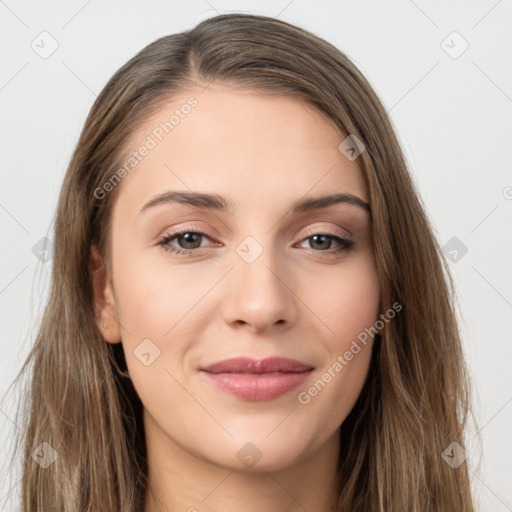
[113,83,368,215]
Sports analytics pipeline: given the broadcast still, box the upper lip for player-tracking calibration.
[201,357,314,374]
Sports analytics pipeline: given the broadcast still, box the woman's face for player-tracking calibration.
[93,83,380,472]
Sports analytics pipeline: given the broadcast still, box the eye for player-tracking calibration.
[297,232,355,254]
[157,227,217,255]
[156,227,356,256]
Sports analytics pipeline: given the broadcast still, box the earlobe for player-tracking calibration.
[90,245,122,344]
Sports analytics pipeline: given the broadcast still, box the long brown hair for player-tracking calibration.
[5,12,478,511]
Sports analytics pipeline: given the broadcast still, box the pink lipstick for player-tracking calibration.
[200,357,314,401]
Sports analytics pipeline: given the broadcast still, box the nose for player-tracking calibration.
[220,246,299,334]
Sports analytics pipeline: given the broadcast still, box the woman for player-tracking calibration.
[9,12,477,511]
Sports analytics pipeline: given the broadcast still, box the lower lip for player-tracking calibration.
[201,370,313,401]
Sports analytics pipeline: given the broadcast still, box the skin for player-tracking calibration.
[91,82,380,512]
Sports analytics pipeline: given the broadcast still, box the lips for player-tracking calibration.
[201,357,313,374]
[200,357,314,401]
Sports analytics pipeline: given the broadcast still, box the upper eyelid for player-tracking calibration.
[300,225,351,239]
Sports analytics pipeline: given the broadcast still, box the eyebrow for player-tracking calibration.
[139,190,371,215]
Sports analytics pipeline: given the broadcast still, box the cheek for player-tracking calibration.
[111,255,199,414]
[111,248,218,386]
[306,253,380,352]
[113,246,204,334]
[295,255,379,426]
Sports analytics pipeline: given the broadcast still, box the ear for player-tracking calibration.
[90,245,122,344]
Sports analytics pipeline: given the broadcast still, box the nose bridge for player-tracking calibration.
[221,233,297,330]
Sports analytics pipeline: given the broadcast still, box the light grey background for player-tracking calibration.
[1,1,511,510]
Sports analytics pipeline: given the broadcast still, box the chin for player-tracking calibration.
[199,431,315,473]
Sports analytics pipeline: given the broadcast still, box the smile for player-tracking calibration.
[200,357,314,401]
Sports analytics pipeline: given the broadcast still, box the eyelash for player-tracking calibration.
[156,226,355,256]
